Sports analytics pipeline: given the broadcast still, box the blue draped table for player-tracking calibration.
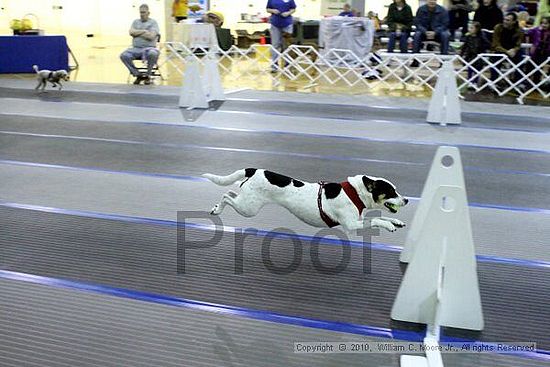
[0,35,69,73]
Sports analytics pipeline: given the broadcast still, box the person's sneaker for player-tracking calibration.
[143,76,152,85]
[410,59,420,68]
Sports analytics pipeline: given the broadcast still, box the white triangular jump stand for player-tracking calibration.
[392,184,484,331]
[203,57,226,102]
[427,61,461,126]
[400,146,466,263]
[179,58,209,109]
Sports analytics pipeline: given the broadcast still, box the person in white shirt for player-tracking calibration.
[120,4,160,85]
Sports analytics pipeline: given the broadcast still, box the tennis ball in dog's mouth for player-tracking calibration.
[386,203,399,213]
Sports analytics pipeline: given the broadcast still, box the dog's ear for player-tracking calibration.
[362,176,375,192]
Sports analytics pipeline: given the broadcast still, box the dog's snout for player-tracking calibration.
[403,198,409,205]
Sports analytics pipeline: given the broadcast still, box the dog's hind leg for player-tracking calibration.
[209,191,238,215]
[211,193,264,218]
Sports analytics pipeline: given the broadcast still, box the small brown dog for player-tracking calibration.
[33,65,70,91]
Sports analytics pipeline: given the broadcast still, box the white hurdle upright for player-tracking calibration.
[400,146,466,263]
[179,57,209,109]
[426,61,461,126]
[178,55,225,109]
[393,147,484,367]
[203,56,226,102]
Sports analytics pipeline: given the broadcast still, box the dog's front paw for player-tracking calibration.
[384,222,397,232]
[389,219,406,228]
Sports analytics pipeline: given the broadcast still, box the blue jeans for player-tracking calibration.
[270,24,293,67]
[120,47,160,77]
[412,30,450,54]
[387,31,410,53]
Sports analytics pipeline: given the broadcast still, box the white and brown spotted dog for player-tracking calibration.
[33,65,70,91]
[203,168,408,232]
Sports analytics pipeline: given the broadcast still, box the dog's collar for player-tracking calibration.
[340,181,366,215]
[317,182,339,228]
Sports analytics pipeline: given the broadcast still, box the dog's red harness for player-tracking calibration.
[317,181,366,228]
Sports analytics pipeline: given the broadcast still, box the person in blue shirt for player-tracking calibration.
[266,0,297,71]
[411,0,450,61]
[339,3,355,17]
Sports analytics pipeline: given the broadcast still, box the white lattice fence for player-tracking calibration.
[162,42,549,103]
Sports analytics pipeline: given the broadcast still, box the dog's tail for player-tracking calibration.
[202,169,249,186]
[32,65,39,73]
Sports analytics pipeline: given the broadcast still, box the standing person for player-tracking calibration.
[386,0,414,53]
[120,4,160,85]
[527,16,550,84]
[339,3,354,17]
[473,0,503,32]
[448,0,472,40]
[411,0,450,65]
[266,0,297,72]
[460,21,490,87]
[535,0,550,26]
[172,0,189,22]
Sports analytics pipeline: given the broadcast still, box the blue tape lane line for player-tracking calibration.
[0,269,399,340]
[226,97,550,124]
[2,159,550,216]
[0,159,209,182]
[219,108,550,135]
[0,269,549,362]
[0,131,424,167]
[7,94,547,135]
[3,112,550,155]
[1,201,549,270]
[3,131,550,178]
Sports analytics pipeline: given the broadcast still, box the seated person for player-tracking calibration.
[473,0,503,39]
[203,10,225,28]
[339,3,355,17]
[411,0,450,64]
[386,0,414,53]
[460,21,490,87]
[120,4,160,85]
[527,16,550,84]
[490,12,524,81]
[448,0,472,40]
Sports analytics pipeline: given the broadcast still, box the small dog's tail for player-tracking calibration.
[32,65,39,73]
[202,169,248,186]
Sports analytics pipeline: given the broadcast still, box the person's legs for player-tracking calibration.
[270,25,283,70]
[460,16,469,40]
[412,30,425,53]
[145,49,160,76]
[436,31,450,54]
[399,31,410,53]
[449,10,459,41]
[387,32,397,52]
[120,49,142,77]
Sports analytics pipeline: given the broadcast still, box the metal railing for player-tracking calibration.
[162,42,549,104]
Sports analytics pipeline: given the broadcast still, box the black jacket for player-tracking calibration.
[386,2,414,32]
[473,5,503,30]
[460,33,490,60]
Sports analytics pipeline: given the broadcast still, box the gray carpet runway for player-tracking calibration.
[1,87,550,132]
[1,119,549,209]
[1,206,549,351]
[1,83,549,367]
